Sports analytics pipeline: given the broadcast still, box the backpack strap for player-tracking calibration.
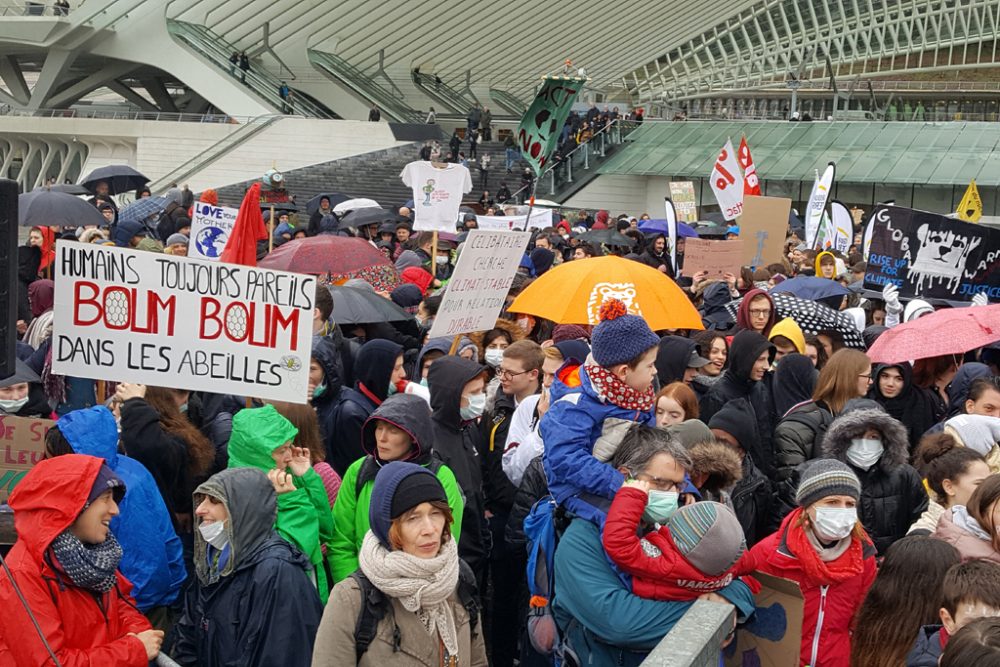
[456,559,480,637]
[354,456,380,499]
[350,570,393,663]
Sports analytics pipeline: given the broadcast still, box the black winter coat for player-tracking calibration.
[772,401,835,511]
[506,456,549,550]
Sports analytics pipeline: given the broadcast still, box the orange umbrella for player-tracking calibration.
[508,256,704,330]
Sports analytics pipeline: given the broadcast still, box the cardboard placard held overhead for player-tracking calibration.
[682,239,744,278]
[52,244,316,404]
[738,195,792,268]
[724,572,804,667]
[189,201,239,262]
[428,230,531,338]
[669,181,699,222]
[0,415,53,503]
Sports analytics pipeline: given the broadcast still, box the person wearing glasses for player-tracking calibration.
[773,349,876,518]
[735,287,777,338]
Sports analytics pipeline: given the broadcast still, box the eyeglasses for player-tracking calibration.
[630,472,683,493]
[749,309,770,318]
[497,367,531,380]
[859,373,872,381]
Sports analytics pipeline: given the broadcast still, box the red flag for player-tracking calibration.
[220,182,267,266]
[738,136,762,196]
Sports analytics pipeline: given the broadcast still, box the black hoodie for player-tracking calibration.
[327,339,402,476]
[655,336,698,387]
[427,356,487,575]
[700,282,736,331]
[868,362,941,453]
[310,336,346,462]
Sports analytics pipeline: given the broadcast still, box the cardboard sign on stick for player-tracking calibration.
[429,230,531,338]
[669,181,698,222]
[189,201,239,262]
[0,415,53,503]
[738,196,792,268]
[52,244,316,403]
[724,572,804,667]
[682,239,744,278]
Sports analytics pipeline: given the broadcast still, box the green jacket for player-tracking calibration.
[227,404,335,603]
[329,455,465,583]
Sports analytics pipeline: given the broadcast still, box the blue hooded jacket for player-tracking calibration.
[58,406,186,610]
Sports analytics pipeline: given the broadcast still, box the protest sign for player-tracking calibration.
[190,200,239,261]
[738,195,791,268]
[476,209,553,231]
[724,572,803,667]
[709,139,744,220]
[52,243,316,403]
[804,163,836,248]
[682,239,744,278]
[428,230,531,338]
[0,415,53,503]
[669,181,698,222]
[864,205,1000,302]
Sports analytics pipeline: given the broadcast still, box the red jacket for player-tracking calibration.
[603,487,754,601]
[746,509,877,667]
[0,454,151,666]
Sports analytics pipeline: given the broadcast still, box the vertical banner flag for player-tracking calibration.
[830,200,853,254]
[664,198,679,272]
[190,201,239,262]
[710,139,745,220]
[804,162,836,248]
[668,181,698,222]
[516,76,585,175]
[738,136,762,196]
[957,179,983,223]
[52,244,316,403]
[862,201,893,261]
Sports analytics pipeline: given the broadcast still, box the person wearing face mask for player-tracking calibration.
[821,405,927,554]
[167,468,323,666]
[227,404,335,603]
[746,460,877,667]
[427,355,490,579]
[0,454,164,666]
[309,335,346,468]
[312,462,488,666]
[329,394,465,584]
[0,359,52,418]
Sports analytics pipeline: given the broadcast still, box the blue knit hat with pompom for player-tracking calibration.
[590,298,660,367]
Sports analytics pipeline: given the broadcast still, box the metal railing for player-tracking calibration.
[167,19,335,119]
[499,118,640,206]
[308,50,422,123]
[0,1,67,16]
[145,113,284,193]
[412,71,476,113]
[0,105,248,123]
[489,88,528,116]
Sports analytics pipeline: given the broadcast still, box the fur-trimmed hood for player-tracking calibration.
[687,440,743,495]
[821,407,909,472]
[467,318,525,359]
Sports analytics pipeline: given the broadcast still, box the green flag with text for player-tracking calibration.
[515,77,585,176]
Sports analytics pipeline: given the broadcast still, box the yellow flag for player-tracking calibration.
[957,179,983,223]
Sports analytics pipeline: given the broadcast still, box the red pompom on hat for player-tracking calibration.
[591,297,659,367]
[599,298,629,322]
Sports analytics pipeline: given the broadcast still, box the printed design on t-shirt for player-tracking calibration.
[421,178,452,207]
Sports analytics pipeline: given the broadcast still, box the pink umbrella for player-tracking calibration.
[867,304,1000,364]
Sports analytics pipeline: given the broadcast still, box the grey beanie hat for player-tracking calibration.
[166,233,189,247]
[668,501,746,576]
[795,459,862,508]
[662,420,713,449]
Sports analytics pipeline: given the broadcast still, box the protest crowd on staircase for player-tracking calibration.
[8,87,1000,667]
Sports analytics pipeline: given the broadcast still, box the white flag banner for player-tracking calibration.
[830,200,853,254]
[664,198,679,272]
[709,139,744,220]
[189,201,239,262]
[861,201,893,261]
[804,162,836,248]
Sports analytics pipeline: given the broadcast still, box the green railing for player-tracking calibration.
[308,50,422,123]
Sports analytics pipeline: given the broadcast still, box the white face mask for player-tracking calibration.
[435,255,449,265]
[198,520,229,550]
[0,396,28,414]
[460,392,487,421]
[846,438,883,470]
[812,507,858,542]
[484,349,504,368]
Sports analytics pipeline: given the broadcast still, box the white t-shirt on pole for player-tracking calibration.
[400,161,473,233]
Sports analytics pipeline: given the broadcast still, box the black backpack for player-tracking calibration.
[350,558,479,663]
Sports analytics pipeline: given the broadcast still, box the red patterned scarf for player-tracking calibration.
[585,364,655,411]
[785,508,867,585]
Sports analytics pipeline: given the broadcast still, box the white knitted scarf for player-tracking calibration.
[358,531,460,656]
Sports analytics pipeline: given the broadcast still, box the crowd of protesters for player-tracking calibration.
[8,178,1000,667]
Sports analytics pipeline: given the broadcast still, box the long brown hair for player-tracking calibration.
[270,400,326,464]
[968,474,1000,554]
[850,536,961,667]
[812,348,869,414]
[144,386,214,476]
[655,382,699,421]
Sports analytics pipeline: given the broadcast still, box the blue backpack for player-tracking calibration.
[523,495,565,661]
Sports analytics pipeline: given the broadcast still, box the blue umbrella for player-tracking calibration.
[770,276,849,301]
[119,196,169,224]
[638,219,698,237]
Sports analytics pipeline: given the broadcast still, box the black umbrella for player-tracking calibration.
[341,207,397,229]
[724,292,866,349]
[18,189,105,227]
[306,192,351,215]
[80,165,149,195]
[35,183,90,195]
[577,229,636,248]
[260,201,298,214]
[0,359,41,386]
[328,285,414,324]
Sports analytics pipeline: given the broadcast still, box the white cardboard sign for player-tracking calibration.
[189,201,239,261]
[52,243,316,403]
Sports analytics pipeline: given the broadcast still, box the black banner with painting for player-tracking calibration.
[864,206,1000,303]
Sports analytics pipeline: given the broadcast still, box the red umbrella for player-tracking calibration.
[258,235,400,290]
[220,183,267,267]
[867,304,1000,364]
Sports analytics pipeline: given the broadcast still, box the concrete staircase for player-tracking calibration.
[215,139,528,211]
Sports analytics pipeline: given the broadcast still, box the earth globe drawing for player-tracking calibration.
[196,226,227,258]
